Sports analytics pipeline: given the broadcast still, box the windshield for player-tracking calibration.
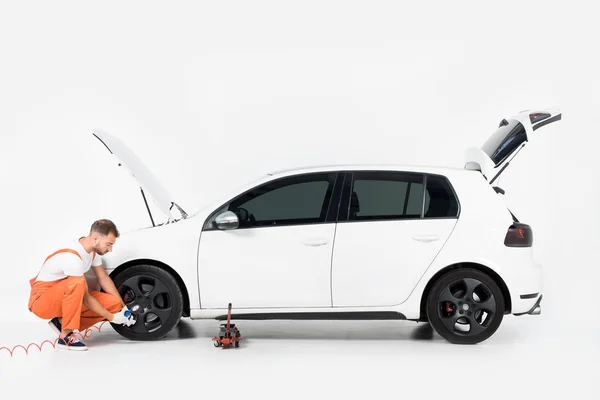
[481,119,528,166]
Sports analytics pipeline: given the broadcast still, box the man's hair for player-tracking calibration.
[90,219,120,237]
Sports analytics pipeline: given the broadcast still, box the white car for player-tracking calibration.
[89,107,561,345]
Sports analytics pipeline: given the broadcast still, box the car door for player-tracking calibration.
[197,171,342,309]
[331,171,459,307]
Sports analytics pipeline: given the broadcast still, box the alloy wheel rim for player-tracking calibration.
[437,277,497,337]
[118,274,174,334]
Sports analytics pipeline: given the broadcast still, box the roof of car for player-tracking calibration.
[266,163,468,176]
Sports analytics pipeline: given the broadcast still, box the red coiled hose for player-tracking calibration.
[0,321,108,357]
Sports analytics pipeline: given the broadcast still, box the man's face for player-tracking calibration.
[93,233,117,255]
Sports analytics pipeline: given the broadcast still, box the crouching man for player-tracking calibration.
[28,219,134,351]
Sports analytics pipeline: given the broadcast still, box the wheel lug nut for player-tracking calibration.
[459,310,464,314]
[468,311,472,316]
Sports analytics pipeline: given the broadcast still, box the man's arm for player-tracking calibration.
[92,265,127,308]
[83,284,115,322]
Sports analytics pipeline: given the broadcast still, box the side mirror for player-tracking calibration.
[214,211,239,230]
[493,186,505,195]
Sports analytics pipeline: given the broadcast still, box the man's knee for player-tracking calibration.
[106,294,123,313]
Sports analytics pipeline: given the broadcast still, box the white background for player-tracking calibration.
[1,0,598,398]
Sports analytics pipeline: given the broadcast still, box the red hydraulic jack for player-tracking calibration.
[212,303,242,348]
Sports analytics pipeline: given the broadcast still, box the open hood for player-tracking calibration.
[465,107,561,185]
[93,129,187,225]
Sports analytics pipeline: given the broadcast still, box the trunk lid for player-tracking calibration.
[465,107,561,184]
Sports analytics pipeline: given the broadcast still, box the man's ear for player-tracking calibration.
[91,232,103,242]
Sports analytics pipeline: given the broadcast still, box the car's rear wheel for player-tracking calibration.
[426,268,504,344]
[111,264,184,341]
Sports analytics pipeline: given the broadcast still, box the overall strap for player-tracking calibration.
[44,248,82,263]
[30,248,83,286]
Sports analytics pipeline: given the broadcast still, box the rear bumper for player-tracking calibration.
[502,254,543,315]
[513,294,542,316]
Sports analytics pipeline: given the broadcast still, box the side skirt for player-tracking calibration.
[212,311,407,321]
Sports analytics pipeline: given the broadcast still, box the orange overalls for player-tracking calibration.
[28,248,122,332]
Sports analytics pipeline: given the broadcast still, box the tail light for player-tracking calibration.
[529,112,551,124]
[504,223,533,247]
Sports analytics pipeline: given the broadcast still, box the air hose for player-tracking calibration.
[0,321,108,357]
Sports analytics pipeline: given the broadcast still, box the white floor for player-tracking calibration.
[1,279,598,399]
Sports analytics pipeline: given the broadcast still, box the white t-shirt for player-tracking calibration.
[35,238,103,282]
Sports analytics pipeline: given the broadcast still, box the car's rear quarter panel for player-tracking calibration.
[399,169,542,317]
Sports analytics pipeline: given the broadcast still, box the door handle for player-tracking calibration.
[412,234,439,242]
[301,238,329,246]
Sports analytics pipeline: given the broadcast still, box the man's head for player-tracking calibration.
[89,219,120,255]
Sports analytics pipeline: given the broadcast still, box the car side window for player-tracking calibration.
[423,175,459,218]
[227,172,338,228]
[347,171,425,221]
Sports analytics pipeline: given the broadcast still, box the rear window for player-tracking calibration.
[423,175,459,218]
[481,119,527,165]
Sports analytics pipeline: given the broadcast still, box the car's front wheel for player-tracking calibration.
[426,268,505,344]
[111,264,184,341]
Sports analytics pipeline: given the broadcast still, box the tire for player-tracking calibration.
[426,268,504,344]
[110,264,184,341]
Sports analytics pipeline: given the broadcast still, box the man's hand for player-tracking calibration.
[111,308,135,326]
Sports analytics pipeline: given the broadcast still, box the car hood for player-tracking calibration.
[92,129,187,222]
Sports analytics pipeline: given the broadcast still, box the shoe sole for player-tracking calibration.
[56,343,88,351]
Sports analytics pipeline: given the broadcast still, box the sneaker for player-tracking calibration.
[48,317,62,336]
[56,332,88,351]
